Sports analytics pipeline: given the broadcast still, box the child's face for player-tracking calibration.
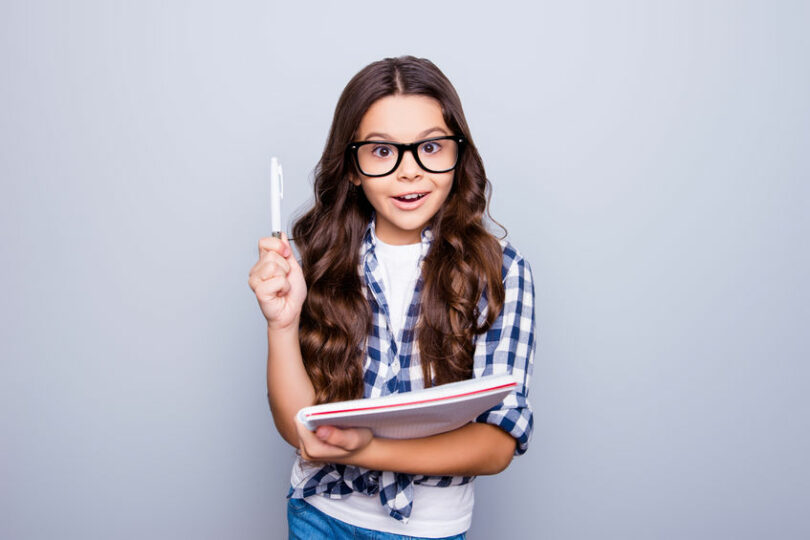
[351,94,455,245]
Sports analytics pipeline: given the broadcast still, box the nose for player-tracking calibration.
[396,148,422,181]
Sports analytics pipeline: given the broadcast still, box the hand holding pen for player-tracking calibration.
[248,157,307,331]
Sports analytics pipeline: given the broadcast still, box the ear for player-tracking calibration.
[349,174,362,187]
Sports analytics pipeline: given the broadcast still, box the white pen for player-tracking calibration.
[270,157,284,239]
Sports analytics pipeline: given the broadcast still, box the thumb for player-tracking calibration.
[280,232,301,269]
[316,426,372,451]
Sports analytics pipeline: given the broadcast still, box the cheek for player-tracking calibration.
[359,183,377,199]
[358,183,387,207]
[439,173,455,196]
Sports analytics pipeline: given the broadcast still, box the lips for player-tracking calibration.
[393,192,427,202]
[391,191,430,210]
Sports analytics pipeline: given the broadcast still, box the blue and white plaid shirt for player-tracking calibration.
[289,220,535,522]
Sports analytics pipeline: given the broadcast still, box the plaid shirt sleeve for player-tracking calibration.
[473,241,536,455]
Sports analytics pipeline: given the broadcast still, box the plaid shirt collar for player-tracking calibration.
[360,216,433,398]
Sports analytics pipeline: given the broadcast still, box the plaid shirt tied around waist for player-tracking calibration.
[289,221,536,522]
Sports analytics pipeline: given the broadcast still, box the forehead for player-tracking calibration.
[357,95,448,141]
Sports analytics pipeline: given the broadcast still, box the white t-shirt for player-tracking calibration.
[293,458,474,537]
[291,237,475,537]
[374,237,422,338]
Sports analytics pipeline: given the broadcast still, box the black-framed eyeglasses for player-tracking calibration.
[347,136,465,178]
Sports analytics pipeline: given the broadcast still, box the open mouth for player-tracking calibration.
[393,192,427,202]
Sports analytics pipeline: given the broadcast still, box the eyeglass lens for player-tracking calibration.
[356,138,459,176]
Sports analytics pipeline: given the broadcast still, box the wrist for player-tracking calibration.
[267,318,300,337]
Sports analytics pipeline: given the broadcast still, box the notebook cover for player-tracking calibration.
[296,374,516,439]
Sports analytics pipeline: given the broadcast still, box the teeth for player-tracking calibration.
[400,193,423,200]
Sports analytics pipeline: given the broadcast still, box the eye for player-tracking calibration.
[370,144,396,159]
[420,140,443,155]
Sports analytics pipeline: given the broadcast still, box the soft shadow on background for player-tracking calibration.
[1,1,808,538]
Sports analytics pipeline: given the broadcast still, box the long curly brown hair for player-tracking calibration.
[292,56,505,404]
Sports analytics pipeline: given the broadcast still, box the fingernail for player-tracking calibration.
[316,426,331,440]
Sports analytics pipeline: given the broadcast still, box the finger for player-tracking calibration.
[296,419,328,462]
[299,448,321,464]
[258,236,291,258]
[256,253,291,279]
[257,275,291,299]
[279,233,301,270]
[248,263,288,292]
[316,426,372,452]
[249,254,290,285]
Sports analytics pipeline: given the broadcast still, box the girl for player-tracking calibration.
[249,56,535,540]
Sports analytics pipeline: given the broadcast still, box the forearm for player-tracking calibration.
[266,324,315,447]
[339,422,516,477]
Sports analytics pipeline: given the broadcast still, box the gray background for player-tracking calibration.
[2,1,808,538]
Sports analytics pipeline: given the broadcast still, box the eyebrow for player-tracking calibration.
[362,126,449,141]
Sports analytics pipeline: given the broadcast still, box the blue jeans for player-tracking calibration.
[287,498,467,540]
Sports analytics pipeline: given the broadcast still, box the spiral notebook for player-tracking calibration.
[296,373,516,439]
